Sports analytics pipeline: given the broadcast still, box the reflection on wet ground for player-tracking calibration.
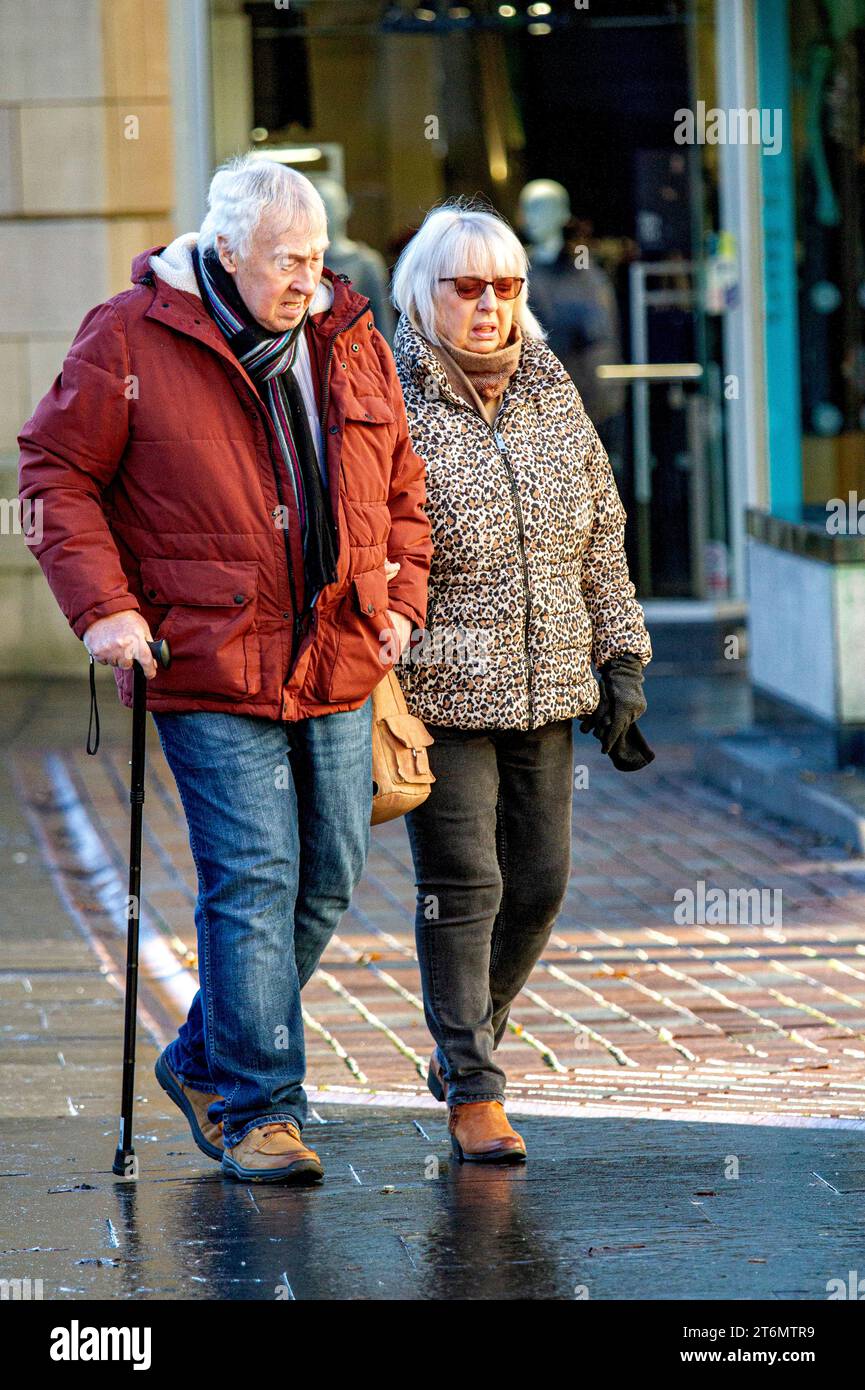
[3,1103,865,1300]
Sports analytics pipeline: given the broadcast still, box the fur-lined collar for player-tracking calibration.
[147,232,334,315]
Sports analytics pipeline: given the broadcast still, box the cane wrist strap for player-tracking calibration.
[86,655,101,755]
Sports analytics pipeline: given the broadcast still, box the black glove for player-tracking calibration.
[580,652,647,755]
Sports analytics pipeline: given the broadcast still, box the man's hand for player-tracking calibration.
[383,559,413,658]
[384,609,413,658]
[83,610,158,679]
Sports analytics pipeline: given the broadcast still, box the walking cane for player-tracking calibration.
[112,637,172,1179]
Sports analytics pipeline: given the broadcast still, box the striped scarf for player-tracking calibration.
[192,244,338,619]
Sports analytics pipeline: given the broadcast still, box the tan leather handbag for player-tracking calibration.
[370,668,435,824]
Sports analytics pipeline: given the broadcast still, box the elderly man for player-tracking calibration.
[18,157,431,1184]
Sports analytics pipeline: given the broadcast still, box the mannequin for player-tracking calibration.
[316,176,395,342]
[518,179,625,453]
[520,178,570,265]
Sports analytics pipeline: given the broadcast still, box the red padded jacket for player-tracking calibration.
[18,243,431,720]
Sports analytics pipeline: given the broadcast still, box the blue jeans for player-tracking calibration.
[152,700,373,1146]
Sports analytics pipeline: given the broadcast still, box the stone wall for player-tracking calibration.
[0,0,175,673]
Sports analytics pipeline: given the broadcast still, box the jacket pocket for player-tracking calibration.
[140,557,262,699]
[340,396,396,503]
[327,567,395,703]
[344,395,396,426]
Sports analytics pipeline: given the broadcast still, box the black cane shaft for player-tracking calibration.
[112,640,170,1177]
[113,662,147,1175]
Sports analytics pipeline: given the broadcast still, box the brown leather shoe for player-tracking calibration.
[222,1121,324,1184]
[449,1102,527,1165]
[155,1050,224,1160]
[428,1051,448,1103]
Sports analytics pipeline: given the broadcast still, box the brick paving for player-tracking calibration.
[9,674,865,1128]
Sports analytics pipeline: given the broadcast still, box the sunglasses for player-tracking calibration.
[438,276,525,301]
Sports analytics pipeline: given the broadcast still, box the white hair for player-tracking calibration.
[391,199,546,345]
[198,155,329,259]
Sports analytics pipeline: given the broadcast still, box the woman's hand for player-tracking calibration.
[581,652,647,754]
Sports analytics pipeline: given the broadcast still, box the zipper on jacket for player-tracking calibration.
[427,369,536,730]
[490,424,535,730]
[273,299,369,677]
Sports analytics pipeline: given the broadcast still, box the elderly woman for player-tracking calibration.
[391,201,652,1164]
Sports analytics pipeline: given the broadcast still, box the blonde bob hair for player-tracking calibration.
[391,199,545,345]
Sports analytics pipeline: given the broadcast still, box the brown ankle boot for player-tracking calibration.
[448,1101,527,1164]
[222,1121,323,1184]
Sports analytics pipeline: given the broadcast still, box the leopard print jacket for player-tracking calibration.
[391,313,652,731]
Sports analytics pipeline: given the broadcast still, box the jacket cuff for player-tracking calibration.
[593,635,652,670]
[383,596,423,630]
[598,650,646,675]
[73,595,141,641]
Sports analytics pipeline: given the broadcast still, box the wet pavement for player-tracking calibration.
[4,668,865,1300]
[5,1106,865,1300]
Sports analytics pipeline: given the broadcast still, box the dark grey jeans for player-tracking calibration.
[404,718,574,1106]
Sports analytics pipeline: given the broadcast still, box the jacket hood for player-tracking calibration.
[130,234,370,330]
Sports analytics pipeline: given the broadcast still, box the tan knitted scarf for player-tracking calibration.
[438,322,522,402]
